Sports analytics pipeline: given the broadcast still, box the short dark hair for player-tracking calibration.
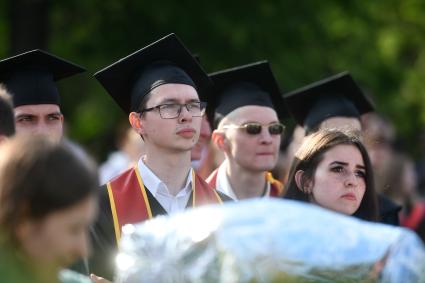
[135,92,153,141]
[137,91,153,113]
[0,136,99,244]
[0,85,15,137]
[283,129,378,221]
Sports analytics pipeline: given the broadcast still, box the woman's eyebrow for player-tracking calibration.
[330,161,366,171]
[356,164,366,170]
[329,161,348,166]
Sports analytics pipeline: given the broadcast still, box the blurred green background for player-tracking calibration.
[1,0,425,162]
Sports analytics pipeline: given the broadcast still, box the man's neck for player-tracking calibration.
[143,150,192,196]
[225,161,267,200]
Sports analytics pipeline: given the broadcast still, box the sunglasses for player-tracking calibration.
[223,122,285,135]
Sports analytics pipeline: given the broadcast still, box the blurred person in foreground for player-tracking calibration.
[206,61,288,199]
[0,135,98,283]
[284,129,379,221]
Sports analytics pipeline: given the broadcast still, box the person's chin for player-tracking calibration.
[254,157,276,168]
[174,142,197,153]
[246,162,274,172]
[340,206,358,216]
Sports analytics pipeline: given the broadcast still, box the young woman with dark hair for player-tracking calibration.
[284,129,379,221]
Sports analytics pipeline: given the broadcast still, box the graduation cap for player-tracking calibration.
[284,71,374,133]
[188,53,218,127]
[0,49,85,107]
[94,33,213,118]
[192,53,201,63]
[209,60,288,128]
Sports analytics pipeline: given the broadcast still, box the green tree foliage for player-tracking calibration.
[2,0,425,159]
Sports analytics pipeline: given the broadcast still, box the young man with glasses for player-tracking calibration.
[206,61,289,200]
[89,34,229,280]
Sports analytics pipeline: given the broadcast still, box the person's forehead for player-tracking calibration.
[322,144,364,164]
[39,196,97,226]
[229,105,278,123]
[14,104,61,115]
[148,83,199,103]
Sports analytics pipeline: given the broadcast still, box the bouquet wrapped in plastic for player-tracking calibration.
[115,199,425,283]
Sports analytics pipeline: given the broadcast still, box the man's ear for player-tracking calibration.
[294,170,311,193]
[129,112,144,135]
[212,130,229,152]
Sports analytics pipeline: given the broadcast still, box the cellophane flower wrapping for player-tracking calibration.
[115,199,425,283]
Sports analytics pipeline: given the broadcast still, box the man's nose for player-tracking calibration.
[178,105,193,122]
[259,128,274,144]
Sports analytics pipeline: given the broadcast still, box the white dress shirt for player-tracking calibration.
[137,157,193,214]
[215,160,270,201]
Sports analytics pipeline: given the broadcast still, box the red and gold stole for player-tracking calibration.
[266,172,284,197]
[107,166,222,244]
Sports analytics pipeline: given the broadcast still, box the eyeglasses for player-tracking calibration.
[140,102,207,119]
[223,122,285,135]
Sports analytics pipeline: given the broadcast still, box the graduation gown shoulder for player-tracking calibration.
[88,170,232,280]
[88,183,167,280]
[378,193,402,226]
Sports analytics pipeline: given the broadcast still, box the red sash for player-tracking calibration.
[107,166,223,244]
[401,202,425,230]
[206,168,284,197]
[266,172,284,197]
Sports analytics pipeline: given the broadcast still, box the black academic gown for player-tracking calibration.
[378,193,402,226]
[89,184,231,280]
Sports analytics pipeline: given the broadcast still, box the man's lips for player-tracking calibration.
[176,128,196,138]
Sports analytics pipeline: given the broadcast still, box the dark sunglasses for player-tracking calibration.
[223,122,285,135]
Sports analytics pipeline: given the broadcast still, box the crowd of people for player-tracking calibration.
[0,33,424,282]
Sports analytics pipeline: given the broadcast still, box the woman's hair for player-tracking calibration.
[0,136,99,243]
[283,129,378,221]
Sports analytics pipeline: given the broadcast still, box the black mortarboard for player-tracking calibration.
[94,33,213,115]
[0,49,85,107]
[284,71,374,133]
[192,54,201,63]
[209,61,288,127]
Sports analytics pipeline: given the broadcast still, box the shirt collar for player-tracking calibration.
[215,160,271,200]
[137,156,193,197]
[216,161,238,201]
